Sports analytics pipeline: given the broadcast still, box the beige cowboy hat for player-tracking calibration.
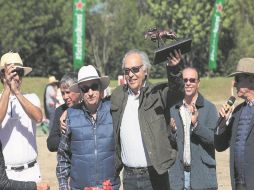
[48,76,59,84]
[228,58,254,77]
[0,52,32,76]
[70,65,110,93]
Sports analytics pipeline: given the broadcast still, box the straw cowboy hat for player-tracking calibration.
[0,52,32,76]
[228,58,254,77]
[70,65,110,93]
[48,76,59,84]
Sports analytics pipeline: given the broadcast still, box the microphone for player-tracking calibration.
[217,96,236,126]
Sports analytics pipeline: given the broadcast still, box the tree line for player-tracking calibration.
[0,0,253,79]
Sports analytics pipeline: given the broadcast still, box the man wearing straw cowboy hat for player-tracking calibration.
[57,65,120,190]
[0,52,44,183]
[215,58,254,190]
[43,75,60,127]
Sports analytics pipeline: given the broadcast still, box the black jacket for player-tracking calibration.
[47,103,68,152]
[0,141,36,190]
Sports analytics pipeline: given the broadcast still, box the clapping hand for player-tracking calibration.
[170,118,177,133]
[189,103,198,126]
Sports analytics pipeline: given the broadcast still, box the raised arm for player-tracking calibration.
[14,93,43,123]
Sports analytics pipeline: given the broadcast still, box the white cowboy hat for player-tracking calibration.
[0,52,32,76]
[69,65,110,93]
[48,76,59,84]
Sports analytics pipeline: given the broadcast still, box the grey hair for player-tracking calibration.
[122,49,151,77]
[60,72,78,88]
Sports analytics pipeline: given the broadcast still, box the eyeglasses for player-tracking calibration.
[234,76,240,83]
[234,74,249,83]
[12,68,24,77]
[79,83,100,93]
[123,65,143,75]
[183,78,198,83]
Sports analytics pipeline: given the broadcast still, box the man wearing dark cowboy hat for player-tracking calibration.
[0,52,49,189]
[56,65,120,190]
[215,58,254,190]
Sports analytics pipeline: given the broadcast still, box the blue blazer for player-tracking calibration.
[215,102,254,190]
[168,94,218,190]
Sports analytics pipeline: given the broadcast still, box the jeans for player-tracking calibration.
[123,166,169,190]
[184,171,191,190]
[236,183,247,190]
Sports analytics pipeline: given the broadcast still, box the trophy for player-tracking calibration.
[145,27,192,64]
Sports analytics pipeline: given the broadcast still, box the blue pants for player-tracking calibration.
[184,171,191,190]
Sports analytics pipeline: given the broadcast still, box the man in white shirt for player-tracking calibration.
[0,52,43,182]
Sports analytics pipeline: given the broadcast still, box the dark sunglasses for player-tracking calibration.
[79,83,100,93]
[234,74,248,83]
[123,65,143,75]
[12,68,24,77]
[183,78,198,83]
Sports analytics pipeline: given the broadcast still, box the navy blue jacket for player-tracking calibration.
[215,102,254,190]
[169,94,218,190]
[47,103,68,152]
[68,100,120,189]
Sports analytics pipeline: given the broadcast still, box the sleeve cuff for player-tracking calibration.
[191,121,198,131]
[167,64,181,77]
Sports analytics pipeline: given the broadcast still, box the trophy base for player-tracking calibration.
[153,38,192,64]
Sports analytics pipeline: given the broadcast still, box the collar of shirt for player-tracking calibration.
[182,94,198,109]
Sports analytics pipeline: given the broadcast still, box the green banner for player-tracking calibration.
[73,0,86,70]
[208,0,225,70]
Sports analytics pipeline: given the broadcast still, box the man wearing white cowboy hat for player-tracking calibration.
[57,65,120,190]
[215,58,254,190]
[0,52,45,184]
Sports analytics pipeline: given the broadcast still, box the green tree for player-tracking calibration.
[221,0,254,75]
[86,0,154,79]
[0,0,73,78]
[146,0,215,76]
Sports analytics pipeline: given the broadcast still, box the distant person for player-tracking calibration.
[44,76,59,126]
[57,65,120,190]
[215,58,254,190]
[47,72,80,152]
[110,49,183,190]
[0,52,43,182]
[168,67,218,190]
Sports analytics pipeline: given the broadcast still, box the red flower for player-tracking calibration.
[102,180,113,190]
[84,180,113,190]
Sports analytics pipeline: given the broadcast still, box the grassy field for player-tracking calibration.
[1,77,235,190]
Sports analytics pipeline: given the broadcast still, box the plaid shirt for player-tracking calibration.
[56,124,71,190]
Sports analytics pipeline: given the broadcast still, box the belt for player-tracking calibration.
[124,165,153,175]
[5,160,37,171]
[184,164,191,172]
